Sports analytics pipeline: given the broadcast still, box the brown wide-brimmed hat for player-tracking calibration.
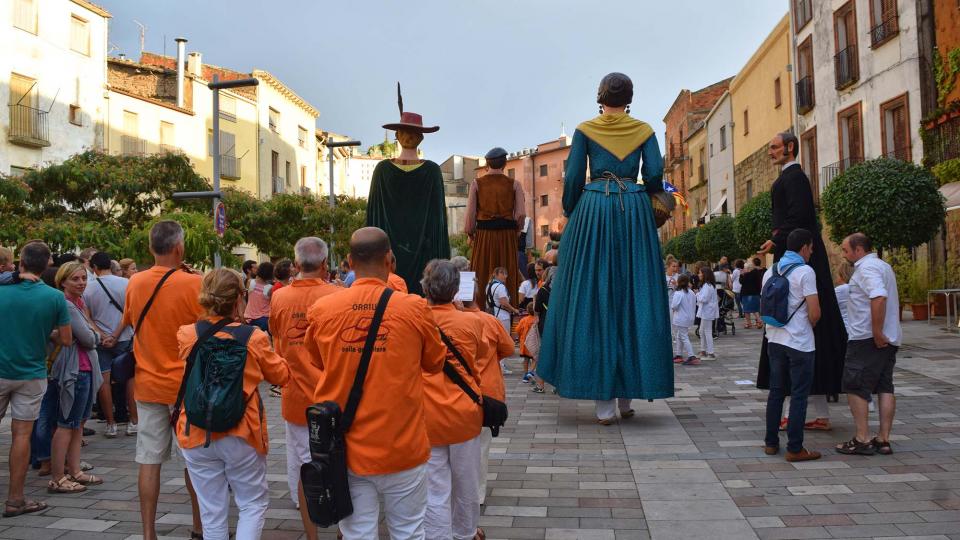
[382,112,439,133]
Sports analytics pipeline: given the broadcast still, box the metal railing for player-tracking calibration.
[796,76,815,114]
[121,135,146,156]
[220,155,241,179]
[272,176,285,194]
[794,0,813,29]
[7,104,50,147]
[821,156,864,188]
[834,46,859,89]
[923,114,960,167]
[870,14,899,48]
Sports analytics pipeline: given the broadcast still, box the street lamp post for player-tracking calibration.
[173,74,258,268]
[323,138,361,263]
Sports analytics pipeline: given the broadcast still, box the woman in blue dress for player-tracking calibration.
[538,73,675,424]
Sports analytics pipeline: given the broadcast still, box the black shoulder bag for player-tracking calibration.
[111,268,178,384]
[301,287,393,528]
[438,328,509,437]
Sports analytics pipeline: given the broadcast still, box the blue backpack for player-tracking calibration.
[760,263,806,328]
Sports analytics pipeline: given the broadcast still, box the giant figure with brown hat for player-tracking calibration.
[464,147,526,311]
[366,84,450,295]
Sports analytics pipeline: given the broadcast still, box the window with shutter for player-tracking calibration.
[801,127,818,204]
[880,94,911,161]
[70,15,90,55]
[838,102,863,171]
[13,0,37,33]
[834,2,859,88]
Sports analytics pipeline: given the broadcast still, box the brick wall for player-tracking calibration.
[733,146,779,212]
[108,61,193,110]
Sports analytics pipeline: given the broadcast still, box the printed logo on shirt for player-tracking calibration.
[338,311,390,353]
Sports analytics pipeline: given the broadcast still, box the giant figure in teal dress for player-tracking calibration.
[538,112,675,402]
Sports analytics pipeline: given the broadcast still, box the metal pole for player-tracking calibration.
[328,146,335,208]
[212,74,221,268]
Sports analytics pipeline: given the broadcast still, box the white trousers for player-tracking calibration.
[784,394,831,419]
[595,398,633,420]
[699,318,715,354]
[339,463,427,540]
[427,436,482,540]
[182,436,269,540]
[672,324,693,358]
[285,421,311,505]
[477,428,492,504]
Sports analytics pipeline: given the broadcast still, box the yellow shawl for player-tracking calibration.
[577,113,654,161]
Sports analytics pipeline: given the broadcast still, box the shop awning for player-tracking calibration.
[941,182,960,211]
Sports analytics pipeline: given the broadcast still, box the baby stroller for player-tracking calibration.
[716,288,737,336]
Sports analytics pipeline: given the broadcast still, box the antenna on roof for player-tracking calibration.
[133,20,146,56]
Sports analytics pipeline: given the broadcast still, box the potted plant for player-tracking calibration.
[903,258,931,321]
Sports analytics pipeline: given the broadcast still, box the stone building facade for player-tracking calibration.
[733,145,779,212]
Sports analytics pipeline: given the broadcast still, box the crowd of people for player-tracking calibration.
[0,221,533,540]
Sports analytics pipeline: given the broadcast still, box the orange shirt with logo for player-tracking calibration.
[307,278,445,476]
[270,278,341,426]
[121,266,203,404]
[464,306,513,402]
[426,304,484,447]
[176,319,290,454]
[387,273,408,293]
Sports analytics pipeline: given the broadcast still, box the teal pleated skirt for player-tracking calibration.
[538,184,675,400]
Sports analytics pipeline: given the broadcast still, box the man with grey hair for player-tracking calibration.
[422,259,486,539]
[113,220,205,540]
[269,237,340,540]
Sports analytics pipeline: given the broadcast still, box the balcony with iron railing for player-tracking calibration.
[796,76,815,114]
[821,156,864,188]
[7,104,50,148]
[121,135,146,156]
[923,113,960,167]
[870,13,899,48]
[834,46,859,89]
[220,155,241,180]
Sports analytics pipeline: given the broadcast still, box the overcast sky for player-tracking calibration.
[99,0,787,161]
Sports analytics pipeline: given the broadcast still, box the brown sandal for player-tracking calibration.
[3,499,47,517]
[68,472,103,486]
[48,476,86,494]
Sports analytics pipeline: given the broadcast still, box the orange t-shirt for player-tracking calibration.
[175,319,290,454]
[387,273,408,293]
[307,277,445,476]
[270,278,341,425]
[121,266,203,404]
[426,304,484,447]
[515,314,537,357]
[464,306,513,402]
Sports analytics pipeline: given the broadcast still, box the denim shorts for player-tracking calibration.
[97,340,132,374]
[56,370,93,429]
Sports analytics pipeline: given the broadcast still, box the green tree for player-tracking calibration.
[821,158,946,251]
[734,191,772,256]
[696,215,743,262]
[672,227,700,263]
[125,212,245,268]
[450,233,472,259]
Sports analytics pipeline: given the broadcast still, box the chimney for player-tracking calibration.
[187,51,203,77]
[174,37,187,108]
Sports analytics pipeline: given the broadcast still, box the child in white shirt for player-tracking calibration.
[671,274,698,365]
[697,268,719,359]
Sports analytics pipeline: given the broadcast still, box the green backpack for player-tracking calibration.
[173,319,257,448]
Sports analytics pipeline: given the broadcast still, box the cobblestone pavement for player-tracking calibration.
[0,320,958,539]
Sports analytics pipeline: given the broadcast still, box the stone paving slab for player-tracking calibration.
[0,320,958,538]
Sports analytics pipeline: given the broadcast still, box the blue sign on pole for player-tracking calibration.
[215,202,226,237]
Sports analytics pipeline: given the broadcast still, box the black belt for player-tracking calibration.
[477,218,517,230]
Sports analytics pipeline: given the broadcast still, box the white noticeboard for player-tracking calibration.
[456,272,476,302]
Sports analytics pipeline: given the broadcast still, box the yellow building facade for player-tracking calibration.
[729,13,793,210]
[685,124,709,223]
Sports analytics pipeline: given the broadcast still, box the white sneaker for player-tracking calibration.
[126,422,138,436]
[104,423,118,438]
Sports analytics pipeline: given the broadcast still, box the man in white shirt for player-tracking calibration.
[486,267,520,374]
[761,229,821,462]
[84,251,137,438]
[836,233,901,456]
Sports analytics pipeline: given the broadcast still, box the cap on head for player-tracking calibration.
[485,147,508,161]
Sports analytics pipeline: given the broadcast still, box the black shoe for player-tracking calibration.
[82,427,95,437]
[836,437,876,455]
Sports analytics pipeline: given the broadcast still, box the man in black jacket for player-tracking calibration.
[756,132,846,430]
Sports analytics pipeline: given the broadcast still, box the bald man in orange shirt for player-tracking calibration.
[268,237,340,540]
[306,228,446,540]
